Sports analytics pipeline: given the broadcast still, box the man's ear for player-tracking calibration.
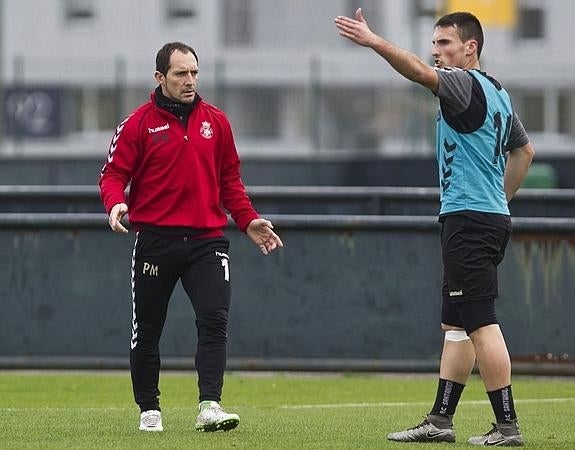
[466,40,478,56]
[154,71,165,85]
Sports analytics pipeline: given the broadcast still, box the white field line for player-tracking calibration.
[0,398,573,413]
[280,397,575,409]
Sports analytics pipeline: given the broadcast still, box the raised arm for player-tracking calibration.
[334,8,438,91]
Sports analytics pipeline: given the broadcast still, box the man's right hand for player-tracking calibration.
[108,202,129,233]
[334,8,377,47]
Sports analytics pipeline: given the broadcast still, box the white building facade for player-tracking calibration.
[1,0,573,156]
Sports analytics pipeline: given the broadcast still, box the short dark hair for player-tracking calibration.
[155,42,198,75]
[435,12,484,58]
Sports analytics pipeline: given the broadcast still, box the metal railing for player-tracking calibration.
[2,185,575,216]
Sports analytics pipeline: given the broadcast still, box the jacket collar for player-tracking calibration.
[152,86,200,118]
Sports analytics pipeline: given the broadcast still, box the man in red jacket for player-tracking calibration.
[99,41,283,433]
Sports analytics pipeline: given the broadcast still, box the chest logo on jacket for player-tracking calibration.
[200,121,214,139]
[148,123,170,134]
[148,123,170,144]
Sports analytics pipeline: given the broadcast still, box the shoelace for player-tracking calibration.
[408,419,429,431]
[142,415,160,426]
[482,423,498,436]
[200,406,225,418]
[211,406,226,416]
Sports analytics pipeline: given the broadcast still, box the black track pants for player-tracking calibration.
[129,231,231,412]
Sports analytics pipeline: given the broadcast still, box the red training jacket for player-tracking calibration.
[99,92,259,234]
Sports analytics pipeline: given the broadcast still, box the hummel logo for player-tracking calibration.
[148,123,170,133]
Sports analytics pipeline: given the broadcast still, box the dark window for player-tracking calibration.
[65,88,83,133]
[321,87,381,150]
[65,86,130,132]
[559,92,574,136]
[166,0,196,20]
[414,0,438,17]
[222,0,252,45]
[226,87,280,138]
[516,8,545,39]
[522,93,545,132]
[97,88,118,130]
[64,0,95,21]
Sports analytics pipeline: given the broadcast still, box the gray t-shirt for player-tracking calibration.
[436,68,529,151]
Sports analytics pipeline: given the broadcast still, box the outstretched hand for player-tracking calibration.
[334,8,376,47]
[108,202,129,233]
[247,218,284,255]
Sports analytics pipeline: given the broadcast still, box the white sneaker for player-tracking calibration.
[195,401,240,432]
[387,417,456,443]
[139,410,163,432]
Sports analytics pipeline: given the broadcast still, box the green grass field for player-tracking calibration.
[0,371,573,449]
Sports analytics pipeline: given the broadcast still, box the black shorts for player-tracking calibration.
[440,212,511,328]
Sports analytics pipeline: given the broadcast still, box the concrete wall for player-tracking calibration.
[2,216,574,366]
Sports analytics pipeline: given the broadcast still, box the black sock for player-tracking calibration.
[430,378,465,418]
[488,385,517,423]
